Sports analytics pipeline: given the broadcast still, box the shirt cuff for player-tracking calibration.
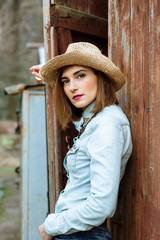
[44,213,63,236]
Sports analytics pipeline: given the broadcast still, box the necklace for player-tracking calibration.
[78,113,97,138]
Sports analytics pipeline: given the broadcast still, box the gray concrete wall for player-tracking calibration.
[0,0,43,120]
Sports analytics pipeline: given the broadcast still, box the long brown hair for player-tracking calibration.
[53,66,118,129]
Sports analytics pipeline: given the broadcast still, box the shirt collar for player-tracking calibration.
[73,101,96,132]
[82,101,96,119]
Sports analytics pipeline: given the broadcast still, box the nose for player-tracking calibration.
[69,80,78,92]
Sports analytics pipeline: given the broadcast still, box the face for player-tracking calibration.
[60,66,98,111]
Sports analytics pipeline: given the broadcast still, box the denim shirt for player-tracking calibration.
[45,102,132,236]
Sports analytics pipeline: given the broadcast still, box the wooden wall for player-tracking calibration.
[108,0,160,239]
[51,0,107,18]
[43,0,160,239]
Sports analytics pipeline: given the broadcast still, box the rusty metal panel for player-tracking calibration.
[21,89,48,240]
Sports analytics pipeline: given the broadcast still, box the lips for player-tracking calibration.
[73,94,84,100]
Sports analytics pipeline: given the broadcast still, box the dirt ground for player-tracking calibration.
[0,121,21,240]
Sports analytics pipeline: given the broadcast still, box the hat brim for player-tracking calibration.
[40,51,126,91]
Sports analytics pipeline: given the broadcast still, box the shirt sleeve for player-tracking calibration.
[45,121,125,236]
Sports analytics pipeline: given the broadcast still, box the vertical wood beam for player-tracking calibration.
[108,1,131,239]
[148,0,160,238]
[43,0,58,212]
[43,0,74,211]
[130,1,149,239]
[109,0,160,239]
[57,28,73,53]
[108,0,131,118]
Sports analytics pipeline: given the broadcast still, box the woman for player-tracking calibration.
[30,42,132,240]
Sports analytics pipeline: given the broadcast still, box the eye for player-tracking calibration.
[61,79,69,86]
[77,73,86,79]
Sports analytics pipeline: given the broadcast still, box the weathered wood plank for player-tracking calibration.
[88,0,95,15]
[54,0,104,16]
[43,0,64,212]
[77,0,87,12]
[57,27,73,53]
[43,0,56,213]
[53,0,78,9]
[94,0,107,18]
[50,4,108,38]
[130,1,150,239]
[108,0,131,118]
[108,0,154,239]
[45,86,56,212]
[108,0,131,239]
[148,0,160,239]
[43,0,52,61]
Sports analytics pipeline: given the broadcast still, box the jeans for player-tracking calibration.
[53,226,112,240]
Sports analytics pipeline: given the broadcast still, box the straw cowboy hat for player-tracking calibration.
[40,42,126,91]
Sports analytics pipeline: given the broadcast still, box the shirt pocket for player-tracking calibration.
[66,145,79,170]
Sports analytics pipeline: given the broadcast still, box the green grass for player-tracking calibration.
[0,166,17,178]
[0,135,17,149]
[0,208,5,222]
[0,166,16,222]
[0,185,10,203]
[0,185,11,222]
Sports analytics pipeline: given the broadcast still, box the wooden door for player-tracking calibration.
[42,0,108,213]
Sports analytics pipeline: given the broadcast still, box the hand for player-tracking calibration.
[39,223,53,240]
[29,64,44,81]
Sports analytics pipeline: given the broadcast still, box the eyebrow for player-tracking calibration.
[61,69,87,81]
